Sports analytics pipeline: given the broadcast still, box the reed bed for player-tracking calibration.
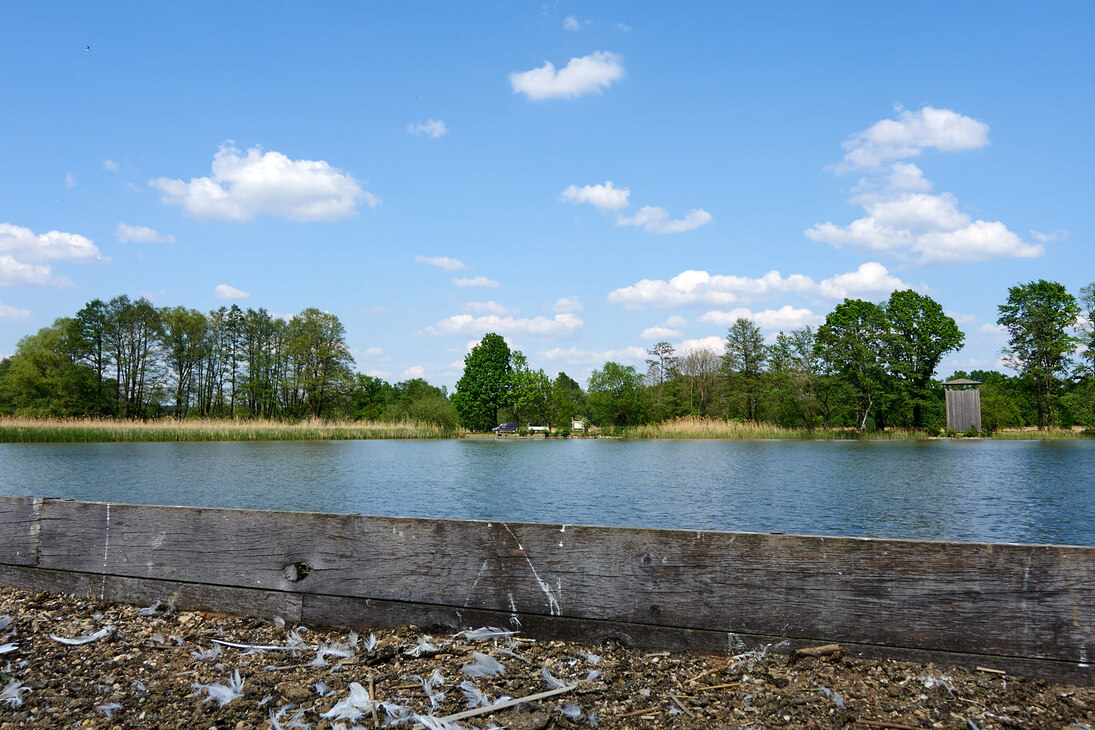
[629,417,933,440]
[0,416,460,442]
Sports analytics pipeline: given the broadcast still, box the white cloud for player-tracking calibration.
[678,336,724,355]
[810,108,1039,265]
[150,143,375,222]
[0,222,100,262]
[617,206,713,234]
[563,16,583,31]
[977,322,1007,336]
[0,302,31,321]
[607,268,817,308]
[363,347,384,357]
[453,276,501,288]
[0,256,70,287]
[698,306,823,330]
[402,366,427,379]
[510,50,624,101]
[416,255,470,270]
[554,296,583,313]
[366,369,393,379]
[816,262,911,299]
[423,313,583,338]
[840,106,990,171]
[103,159,118,171]
[538,345,647,365]
[560,181,630,211]
[640,315,687,340]
[464,300,518,315]
[138,289,167,302]
[65,172,77,188]
[407,119,448,138]
[215,283,250,300]
[115,223,176,244]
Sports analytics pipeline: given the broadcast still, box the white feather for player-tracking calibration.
[1,679,30,707]
[461,651,505,677]
[0,643,17,654]
[193,669,244,707]
[414,716,465,730]
[541,667,566,689]
[456,626,517,642]
[95,702,123,718]
[405,635,438,657]
[320,681,374,722]
[458,680,490,709]
[49,626,115,645]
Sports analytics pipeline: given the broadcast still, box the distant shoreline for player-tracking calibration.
[0,416,1090,443]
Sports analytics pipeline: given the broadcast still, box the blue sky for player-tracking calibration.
[1,2,1092,387]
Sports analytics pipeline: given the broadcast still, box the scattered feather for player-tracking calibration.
[1,679,30,707]
[95,702,123,718]
[49,626,115,645]
[541,667,567,689]
[362,633,377,654]
[320,681,374,722]
[190,644,222,661]
[580,651,601,665]
[136,601,160,616]
[0,643,17,654]
[131,680,146,692]
[456,626,517,642]
[313,639,356,666]
[494,646,530,663]
[380,700,414,725]
[462,652,505,678]
[409,670,446,709]
[818,686,845,708]
[560,703,582,719]
[0,616,12,631]
[586,669,602,681]
[459,680,490,709]
[271,704,311,730]
[211,638,298,652]
[193,669,244,707]
[588,710,599,727]
[414,716,465,730]
[405,635,438,657]
[273,616,286,628]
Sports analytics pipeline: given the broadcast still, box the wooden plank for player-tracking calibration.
[32,499,1095,667]
[0,564,303,624]
[0,496,41,566]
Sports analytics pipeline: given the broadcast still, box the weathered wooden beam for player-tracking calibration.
[0,496,1092,685]
[0,496,40,566]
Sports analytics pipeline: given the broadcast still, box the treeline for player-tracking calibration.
[454,283,1095,433]
[2,279,1093,433]
[0,295,457,427]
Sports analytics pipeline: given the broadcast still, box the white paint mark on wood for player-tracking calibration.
[503,524,561,616]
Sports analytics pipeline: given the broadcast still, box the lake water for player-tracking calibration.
[1,439,1092,545]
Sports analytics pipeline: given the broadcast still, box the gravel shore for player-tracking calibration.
[0,586,1091,729]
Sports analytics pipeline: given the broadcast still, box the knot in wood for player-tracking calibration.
[283,562,311,582]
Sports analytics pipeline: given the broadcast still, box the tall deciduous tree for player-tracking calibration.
[452,333,511,431]
[285,308,354,418]
[507,351,551,426]
[815,299,889,431]
[160,306,208,418]
[587,361,645,427]
[1077,282,1095,380]
[883,290,964,429]
[722,318,767,421]
[997,280,1079,429]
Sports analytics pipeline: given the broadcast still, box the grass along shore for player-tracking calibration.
[0,416,460,442]
[0,415,1089,442]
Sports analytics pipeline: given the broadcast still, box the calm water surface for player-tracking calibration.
[1,439,1092,545]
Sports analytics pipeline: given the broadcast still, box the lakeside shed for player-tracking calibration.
[944,378,983,433]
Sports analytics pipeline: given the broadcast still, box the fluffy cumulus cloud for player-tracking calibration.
[407,119,448,138]
[215,283,250,300]
[678,336,725,355]
[554,296,583,313]
[698,305,823,330]
[453,276,500,288]
[561,180,712,234]
[640,315,687,340]
[808,107,1041,265]
[463,300,517,315]
[608,268,817,308]
[0,302,31,321]
[115,223,176,244]
[538,345,647,366]
[839,105,990,172]
[423,313,583,338]
[559,181,630,211]
[150,144,375,222]
[65,172,78,188]
[403,366,427,379]
[0,222,99,287]
[103,159,119,171]
[510,50,624,100]
[415,255,469,270]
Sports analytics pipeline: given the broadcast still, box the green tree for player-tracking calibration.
[722,318,767,421]
[506,351,551,427]
[883,290,964,429]
[452,333,512,431]
[106,295,164,417]
[69,299,111,413]
[676,348,720,416]
[587,361,645,427]
[0,320,100,416]
[548,372,585,429]
[815,299,889,431]
[285,308,354,418]
[160,306,209,418]
[1077,282,1095,380]
[766,327,821,428]
[997,280,1078,429]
